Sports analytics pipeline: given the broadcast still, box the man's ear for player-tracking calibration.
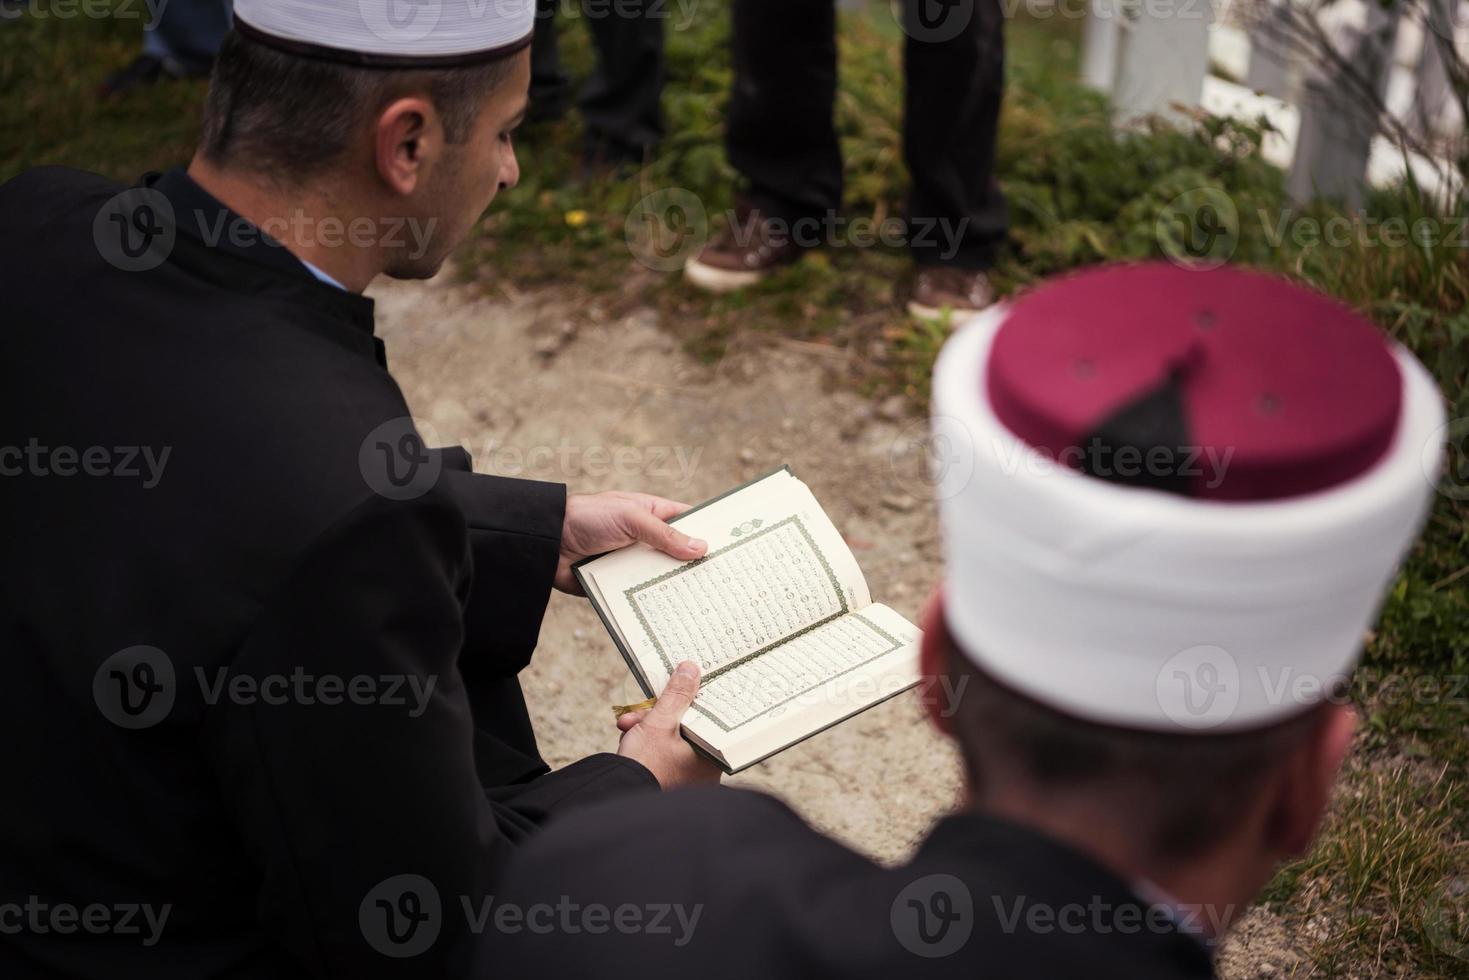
[1266,702,1356,858]
[374,97,440,196]
[918,589,957,736]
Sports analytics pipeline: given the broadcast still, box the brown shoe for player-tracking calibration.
[684,198,808,293]
[905,265,997,321]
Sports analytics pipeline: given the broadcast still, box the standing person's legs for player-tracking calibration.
[902,0,1007,273]
[726,0,841,222]
[530,0,573,122]
[580,0,667,162]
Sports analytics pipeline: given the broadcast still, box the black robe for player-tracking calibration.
[0,167,655,978]
[487,787,1218,980]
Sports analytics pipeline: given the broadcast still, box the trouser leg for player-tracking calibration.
[580,0,668,159]
[902,0,1008,268]
[726,0,842,222]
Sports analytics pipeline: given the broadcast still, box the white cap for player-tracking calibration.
[931,264,1445,732]
[234,0,535,66]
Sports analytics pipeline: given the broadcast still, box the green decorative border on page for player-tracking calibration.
[691,612,905,733]
[624,514,847,680]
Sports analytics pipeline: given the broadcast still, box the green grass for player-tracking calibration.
[1260,762,1469,978]
[5,3,1468,974]
[0,4,207,177]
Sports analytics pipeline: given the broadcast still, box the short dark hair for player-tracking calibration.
[944,639,1328,862]
[199,31,519,178]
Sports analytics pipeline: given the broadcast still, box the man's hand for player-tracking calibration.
[615,661,723,789]
[555,491,708,594]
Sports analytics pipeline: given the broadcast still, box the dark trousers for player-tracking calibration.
[531,0,667,160]
[727,0,1008,269]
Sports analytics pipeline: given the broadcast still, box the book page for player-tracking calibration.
[691,606,911,732]
[580,470,871,694]
[684,603,920,772]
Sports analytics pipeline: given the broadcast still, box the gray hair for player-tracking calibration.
[944,639,1329,861]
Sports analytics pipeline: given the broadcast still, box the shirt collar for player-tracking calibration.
[300,257,348,291]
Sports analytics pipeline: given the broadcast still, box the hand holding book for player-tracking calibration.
[555,491,709,594]
[613,660,723,789]
[576,468,921,773]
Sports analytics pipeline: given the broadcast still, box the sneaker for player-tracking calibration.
[905,265,997,321]
[683,198,808,293]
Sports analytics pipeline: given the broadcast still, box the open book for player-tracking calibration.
[575,467,921,774]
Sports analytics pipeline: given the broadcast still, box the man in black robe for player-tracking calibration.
[0,3,718,977]
[484,264,1444,978]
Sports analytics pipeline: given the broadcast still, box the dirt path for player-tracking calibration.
[370,272,1299,976]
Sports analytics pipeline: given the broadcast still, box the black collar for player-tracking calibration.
[145,168,378,338]
[919,811,1218,972]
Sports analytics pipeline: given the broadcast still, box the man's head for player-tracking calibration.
[196,30,529,278]
[922,263,1445,928]
[916,594,1355,915]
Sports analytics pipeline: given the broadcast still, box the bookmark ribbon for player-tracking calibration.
[612,696,658,719]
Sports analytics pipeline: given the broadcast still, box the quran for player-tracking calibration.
[575,467,922,774]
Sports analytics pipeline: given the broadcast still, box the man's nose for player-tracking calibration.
[500,144,521,190]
